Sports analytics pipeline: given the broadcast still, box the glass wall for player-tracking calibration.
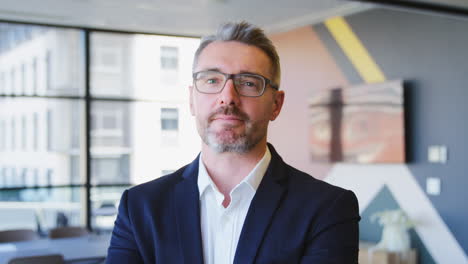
[0,22,200,233]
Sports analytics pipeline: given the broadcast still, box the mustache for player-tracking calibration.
[208,105,249,122]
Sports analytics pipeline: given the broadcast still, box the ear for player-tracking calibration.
[270,90,285,121]
[189,85,195,116]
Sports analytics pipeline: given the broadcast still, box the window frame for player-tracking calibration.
[0,20,198,231]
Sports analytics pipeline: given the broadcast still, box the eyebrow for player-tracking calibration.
[238,70,263,76]
[201,68,264,77]
[203,67,221,72]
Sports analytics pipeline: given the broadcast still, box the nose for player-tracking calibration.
[218,79,240,106]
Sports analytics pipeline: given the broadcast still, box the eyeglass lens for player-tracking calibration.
[194,71,265,96]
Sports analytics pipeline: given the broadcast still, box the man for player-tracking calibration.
[107,22,360,264]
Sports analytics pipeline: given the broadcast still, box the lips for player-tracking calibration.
[213,115,243,121]
[208,106,249,124]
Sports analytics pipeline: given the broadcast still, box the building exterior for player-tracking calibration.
[0,22,200,231]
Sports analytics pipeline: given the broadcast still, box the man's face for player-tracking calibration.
[190,41,284,153]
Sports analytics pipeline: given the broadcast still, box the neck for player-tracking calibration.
[201,139,267,197]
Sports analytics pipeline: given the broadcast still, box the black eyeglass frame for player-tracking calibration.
[192,70,279,97]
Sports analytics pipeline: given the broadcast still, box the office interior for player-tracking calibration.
[0,0,467,263]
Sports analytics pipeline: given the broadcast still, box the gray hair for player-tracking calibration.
[193,21,281,88]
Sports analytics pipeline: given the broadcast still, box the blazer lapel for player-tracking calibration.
[174,156,204,264]
[234,145,288,264]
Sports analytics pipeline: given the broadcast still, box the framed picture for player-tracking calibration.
[308,80,405,163]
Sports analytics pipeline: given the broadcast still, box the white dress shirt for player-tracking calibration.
[197,147,272,264]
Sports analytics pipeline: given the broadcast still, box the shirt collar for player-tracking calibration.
[197,147,272,198]
[197,155,212,198]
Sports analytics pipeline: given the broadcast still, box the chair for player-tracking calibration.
[8,254,64,264]
[49,226,89,239]
[0,229,39,243]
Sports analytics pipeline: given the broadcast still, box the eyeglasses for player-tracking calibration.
[192,70,279,97]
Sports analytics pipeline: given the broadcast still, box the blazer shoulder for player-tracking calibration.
[268,144,350,197]
[284,163,352,198]
[282,163,360,220]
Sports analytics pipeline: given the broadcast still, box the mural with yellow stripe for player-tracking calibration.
[320,16,468,263]
[324,16,385,83]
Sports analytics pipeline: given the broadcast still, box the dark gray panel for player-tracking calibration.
[345,8,468,254]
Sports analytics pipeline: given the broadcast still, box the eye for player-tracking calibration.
[206,78,218,84]
[204,77,223,85]
[242,81,256,87]
[237,76,261,89]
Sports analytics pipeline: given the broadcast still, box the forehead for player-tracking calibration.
[195,41,272,78]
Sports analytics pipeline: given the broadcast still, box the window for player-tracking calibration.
[3,168,9,187]
[46,50,52,90]
[11,118,16,150]
[160,46,178,70]
[21,63,26,94]
[71,103,81,149]
[21,115,27,150]
[10,67,15,93]
[91,186,126,232]
[1,22,199,233]
[70,156,80,184]
[0,168,4,188]
[46,109,53,151]
[46,168,53,186]
[0,120,5,150]
[161,108,179,131]
[0,71,5,94]
[91,157,129,185]
[21,168,27,186]
[91,46,122,73]
[160,46,179,85]
[32,57,38,94]
[11,167,18,187]
[33,168,39,187]
[91,105,125,147]
[33,112,39,151]
[90,33,132,97]
[160,107,179,147]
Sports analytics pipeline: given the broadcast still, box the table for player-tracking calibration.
[359,242,417,264]
[0,234,111,264]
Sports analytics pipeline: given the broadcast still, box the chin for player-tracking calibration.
[201,122,265,154]
[205,133,250,154]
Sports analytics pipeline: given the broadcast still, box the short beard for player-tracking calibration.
[200,105,263,154]
[205,127,256,153]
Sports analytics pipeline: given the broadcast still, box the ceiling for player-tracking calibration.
[0,0,466,37]
[0,0,372,36]
[412,0,468,9]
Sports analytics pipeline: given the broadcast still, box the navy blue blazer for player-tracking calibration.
[107,144,360,264]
